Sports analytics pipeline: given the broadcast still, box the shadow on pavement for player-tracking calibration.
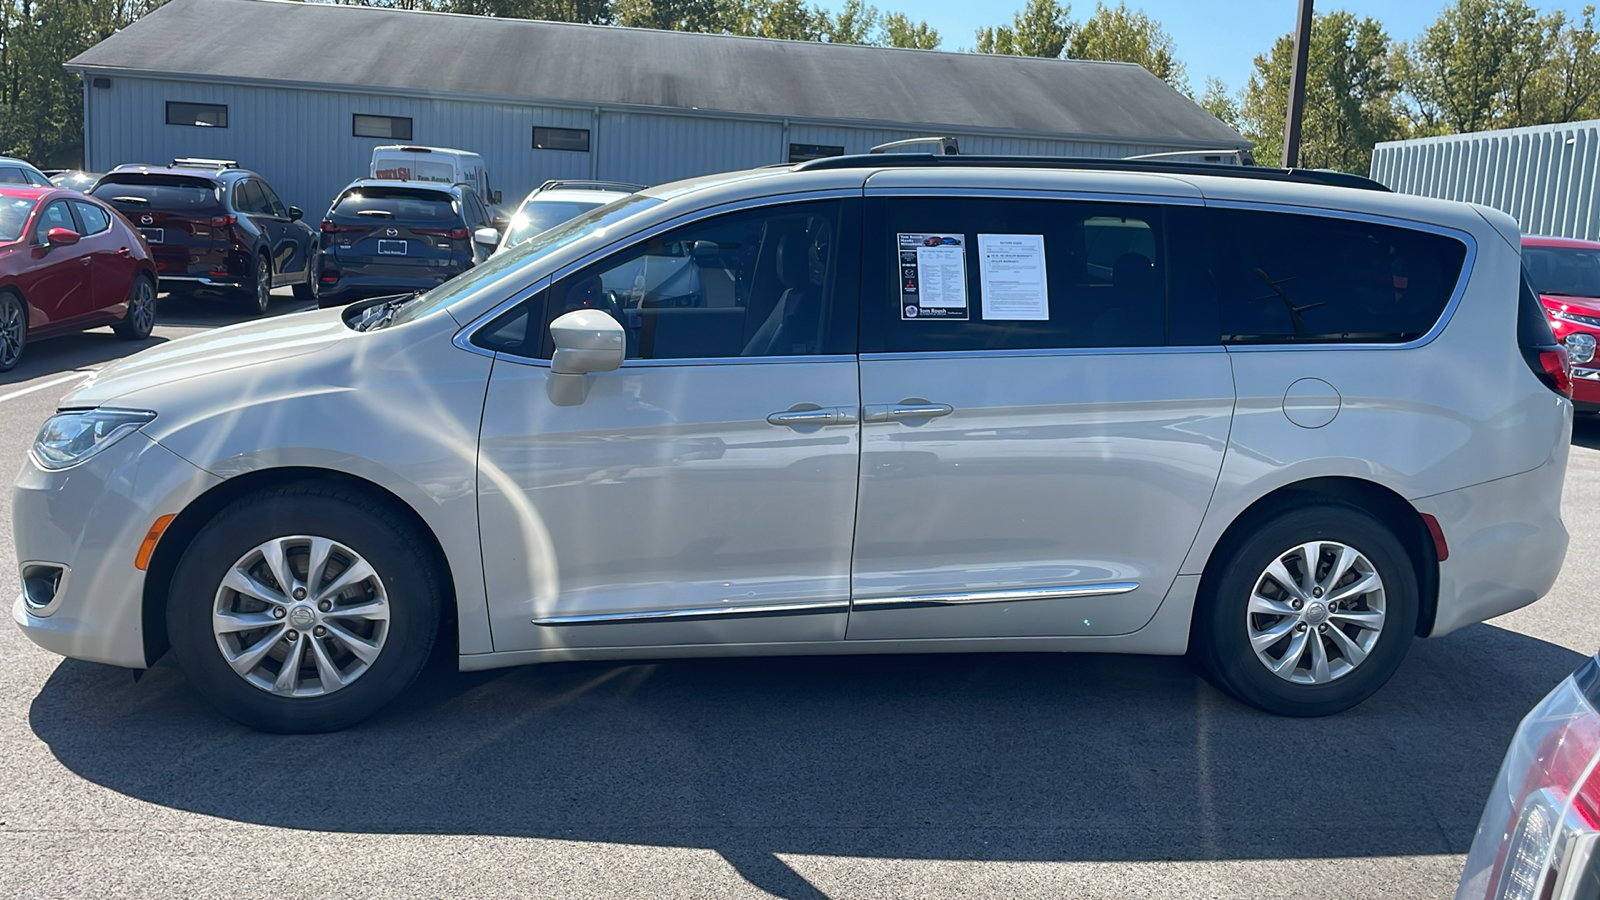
[29,623,1584,896]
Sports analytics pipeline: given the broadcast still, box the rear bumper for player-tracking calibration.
[159,275,244,290]
[1416,438,1571,637]
[316,269,464,306]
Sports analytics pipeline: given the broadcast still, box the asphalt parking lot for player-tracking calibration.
[1,294,1597,899]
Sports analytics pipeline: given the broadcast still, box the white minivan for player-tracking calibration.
[369,145,500,210]
[12,153,1573,733]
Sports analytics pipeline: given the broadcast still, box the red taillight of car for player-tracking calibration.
[210,215,235,228]
[1541,347,1574,398]
[1459,671,1600,900]
[415,226,470,240]
[319,272,339,284]
[207,269,229,277]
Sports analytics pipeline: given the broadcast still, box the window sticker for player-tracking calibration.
[978,234,1049,321]
[898,233,968,320]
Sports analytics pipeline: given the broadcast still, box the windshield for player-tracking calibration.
[332,187,457,222]
[504,199,608,248]
[389,193,664,327]
[92,175,220,210]
[0,196,37,242]
[1525,245,1600,298]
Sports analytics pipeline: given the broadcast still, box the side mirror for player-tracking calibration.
[288,206,303,221]
[46,227,80,247]
[473,227,500,247]
[548,309,624,406]
[490,190,503,205]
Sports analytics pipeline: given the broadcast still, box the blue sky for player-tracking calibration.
[817,0,1599,95]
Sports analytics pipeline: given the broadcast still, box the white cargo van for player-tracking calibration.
[369,145,501,208]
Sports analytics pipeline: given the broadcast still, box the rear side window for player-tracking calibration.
[332,187,457,223]
[874,197,1169,352]
[232,180,268,214]
[71,201,111,235]
[0,167,29,184]
[93,175,221,211]
[1209,209,1468,344]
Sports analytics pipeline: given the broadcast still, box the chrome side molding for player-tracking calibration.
[852,582,1139,610]
[535,599,848,626]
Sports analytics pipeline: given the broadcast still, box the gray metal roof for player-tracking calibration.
[69,0,1246,147]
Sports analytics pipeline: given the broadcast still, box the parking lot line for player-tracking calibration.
[0,370,96,405]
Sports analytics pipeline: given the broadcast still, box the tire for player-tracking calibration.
[292,253,316,304]
[240,254,271,316]
[166,484,442,733]
[1189,502,1417,717]
[112,274,156,340]
[0,290,24,372]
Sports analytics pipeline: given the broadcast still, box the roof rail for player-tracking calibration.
[536,179,644,193]
[1124,148,1251,166]
[793,152,1390,192]
[869,136,961,155]
[172,157,238,169]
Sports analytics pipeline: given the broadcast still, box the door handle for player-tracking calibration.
[117,247,131,256]
[80,257,92,265]
[864,401,955,424]
[766,406,859,428]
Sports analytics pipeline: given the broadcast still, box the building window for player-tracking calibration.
[353,114,413,140]
[534,127,590,152]
[789,143,844,163]
[165,101,227,128]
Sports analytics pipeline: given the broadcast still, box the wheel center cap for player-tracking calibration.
[1304,602,1330,626]
[287,604,317,630]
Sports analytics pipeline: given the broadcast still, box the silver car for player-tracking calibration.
[12,156,1572,733]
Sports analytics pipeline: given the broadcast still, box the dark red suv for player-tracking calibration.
[90,159,315,314]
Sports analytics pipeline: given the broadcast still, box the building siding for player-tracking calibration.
[1371,121,1600,242]
[87,74,1219,217]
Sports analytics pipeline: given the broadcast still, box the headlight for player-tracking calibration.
[32,408,156,470]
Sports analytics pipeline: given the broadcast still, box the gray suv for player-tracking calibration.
[13,154,1571,732]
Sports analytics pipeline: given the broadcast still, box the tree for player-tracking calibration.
[975,0,1070,58]
[1532,6,1600,123]
[1200,76,1241,132]
[1398,0,1543,134]
[881,11,938,49]
[445,0,609,22]
[1068,1,1185,91]
[610,0,724,32]
[1241,10,1403,174]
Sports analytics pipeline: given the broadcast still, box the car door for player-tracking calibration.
[23,198,95,328]
[475,198,863,653]
[69,198,136,316]
[237,179,287,283]
[257,178,309,281]
[847,190,1235,640]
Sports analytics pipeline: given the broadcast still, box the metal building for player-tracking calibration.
[1371,120,1600,242]
[67,0,1247,216]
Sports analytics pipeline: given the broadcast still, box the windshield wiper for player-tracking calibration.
[1253,268,1326,335]
[355,292,421,332]
[110,196,149,204]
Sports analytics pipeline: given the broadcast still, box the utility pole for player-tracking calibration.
[1282,0,1314,168]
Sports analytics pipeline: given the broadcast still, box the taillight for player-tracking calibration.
[210,215,235,227]
[416,226,470,240]
[1541,347,1574,398]
[1459,669,1600,900]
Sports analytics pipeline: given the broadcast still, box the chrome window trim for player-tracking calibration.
[452,188,861,355]
[863,345,1223,361]
[535,599,847,626]
[853,582,1139,610]
[864,187,1204,207]
[1203,198,1479,354]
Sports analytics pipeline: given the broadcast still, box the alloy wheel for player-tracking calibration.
[0,299,21,368]
[255,258,271,313]
[130,279,155,335]
[211,535,391,697]
[1245,540,1387,685]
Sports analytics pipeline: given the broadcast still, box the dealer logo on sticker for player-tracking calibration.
[905,305,918,317]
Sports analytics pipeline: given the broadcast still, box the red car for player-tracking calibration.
[0,186,157,372]
[1524,235,1600,412]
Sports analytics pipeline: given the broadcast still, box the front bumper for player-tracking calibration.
[1416,438,1571,637]
[1573,366,1600,410]
[12,432,220,668]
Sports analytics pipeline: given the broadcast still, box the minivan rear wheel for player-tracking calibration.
[167,485,442,733]
[1191,502,1417,716]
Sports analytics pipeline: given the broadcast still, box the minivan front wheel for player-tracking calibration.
[1191,503,1417,717]
[167,485,442,733]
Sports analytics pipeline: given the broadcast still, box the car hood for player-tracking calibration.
[64,308,353,407]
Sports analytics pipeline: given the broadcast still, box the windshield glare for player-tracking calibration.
[504,199,607,248]
[1525,246,1600,298]
[391,193,663,326]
